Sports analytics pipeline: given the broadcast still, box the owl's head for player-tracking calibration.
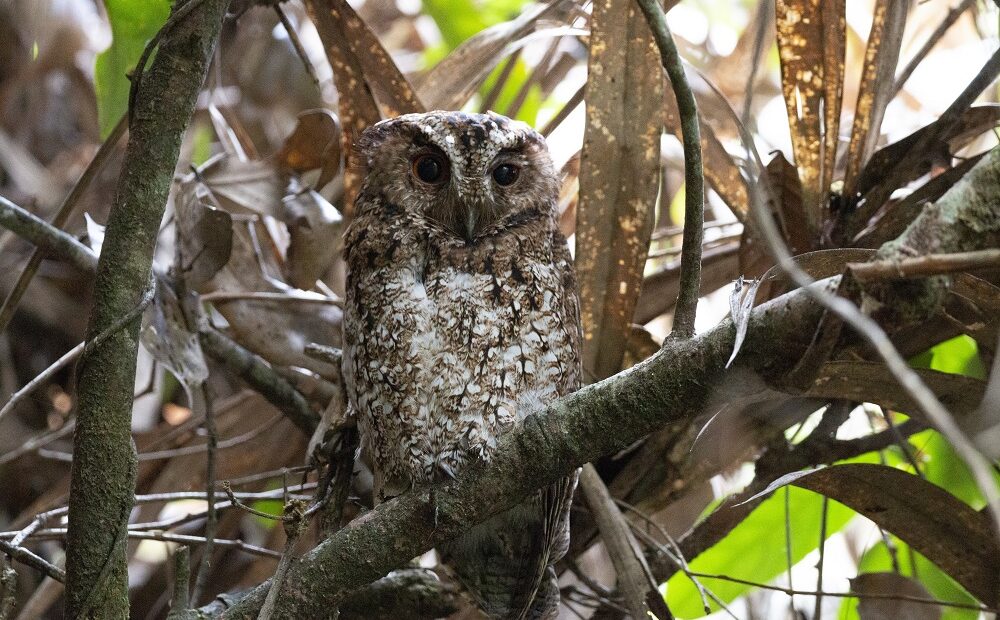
[356,110,557,242]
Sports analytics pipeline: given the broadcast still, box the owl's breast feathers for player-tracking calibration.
[344,196,580,488]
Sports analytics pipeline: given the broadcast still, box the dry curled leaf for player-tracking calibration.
[282,182,343,289]
[277,109,343,189]
[851,573,941,620]
[140,278,209,394]
[175,181,233,290]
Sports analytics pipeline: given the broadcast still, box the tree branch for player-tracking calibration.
[635,0,704,339]
[63,0,229,616]
[210,142,1000,618]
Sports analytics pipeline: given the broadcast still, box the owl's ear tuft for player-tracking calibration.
[354,123,388,167]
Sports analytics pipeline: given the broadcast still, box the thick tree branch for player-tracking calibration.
[211,144,1000,618]
[63,0,229,617]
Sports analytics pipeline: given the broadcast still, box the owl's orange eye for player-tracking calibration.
[412,154,448,184]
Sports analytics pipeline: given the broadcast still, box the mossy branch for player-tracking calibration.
[62,0,229,617]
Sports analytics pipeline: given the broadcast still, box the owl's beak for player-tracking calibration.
[463,206,478,242]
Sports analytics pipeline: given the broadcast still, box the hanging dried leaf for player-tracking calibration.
[764,152,811,254]
[282,182,343,289]
[575,0,663,380]
[753,464,998,607]
[196,155,283,217]
[850,573,941,620]
[140,279,209,393]
[207,222,342,378]
[175,182,233,290]
[415,0,575,111]
[843,0,909,195]
[774,0,845,232]
[726,276,763,368]
[277,109,343,189]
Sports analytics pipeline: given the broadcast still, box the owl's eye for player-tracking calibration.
[412,154,447,184]
[492,163,520,186]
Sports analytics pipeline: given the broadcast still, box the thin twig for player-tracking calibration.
[222,481,296,522]
[848,249,1000,281]
[612,499,715,616]
[257,501,309,620]
[274,5,320,89]
[191,384,217,604]
[0,116,127,334]
[0,274,153,424]
[635,0,704,339]
[892,0,976,97]
[688,571,994,613]
[0,540,65,582]
[0,343,83,424]
[200,291,342,306]
[813,496,829,620]
[0,197,98,274]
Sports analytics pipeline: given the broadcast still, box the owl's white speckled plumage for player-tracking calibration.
[343,111,581,618]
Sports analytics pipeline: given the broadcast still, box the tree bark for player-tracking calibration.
[64,1,229,617]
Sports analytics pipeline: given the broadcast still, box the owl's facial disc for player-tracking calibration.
[360,111,556,241]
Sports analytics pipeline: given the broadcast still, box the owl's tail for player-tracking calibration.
[440,471,579,620]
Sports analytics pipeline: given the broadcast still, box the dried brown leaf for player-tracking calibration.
[207,222,342,378]
[304,0,422,213]
[140,279,209,393]
[774,0,845,231]
[277,109,343,188]
[806,360,985,421]
[283,183,343,289]
[575,0,663,379]
[175,181,233,290]
[764,152,811,254]
[843,0,909,195]
[851,573,941,620]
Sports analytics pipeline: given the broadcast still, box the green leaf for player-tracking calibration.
[665,486,855,617]
[95,0,171,137]
[909,335,986,380]
[250,498,283,529]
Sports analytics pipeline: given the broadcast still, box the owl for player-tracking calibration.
[343,110,582,619]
